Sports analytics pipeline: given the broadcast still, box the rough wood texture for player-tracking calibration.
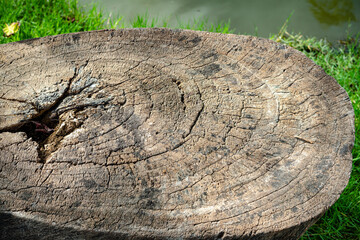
[0,28,354,240]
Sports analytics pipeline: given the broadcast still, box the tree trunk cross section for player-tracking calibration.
[0,28,354,239]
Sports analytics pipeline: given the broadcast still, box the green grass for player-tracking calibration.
[1,0,359,239]
[0,0,119,43]
[0,0,232,44]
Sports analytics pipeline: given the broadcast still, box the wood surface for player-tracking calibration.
[0,28,354,239]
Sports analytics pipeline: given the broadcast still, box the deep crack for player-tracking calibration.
[3,62,89,163]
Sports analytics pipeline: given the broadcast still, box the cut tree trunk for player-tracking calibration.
[0,28,354,240]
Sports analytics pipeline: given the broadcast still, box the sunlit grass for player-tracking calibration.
[0,0,116,43]
[1,0,359,239]
[0,0,232,44]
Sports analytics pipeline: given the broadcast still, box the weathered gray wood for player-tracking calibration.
[0,28,354,239]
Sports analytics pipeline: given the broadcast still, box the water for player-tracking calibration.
[80,0,360,42]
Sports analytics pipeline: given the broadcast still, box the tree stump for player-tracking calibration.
[0,28,354,240]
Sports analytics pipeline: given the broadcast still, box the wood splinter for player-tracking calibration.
[294,135,315,144]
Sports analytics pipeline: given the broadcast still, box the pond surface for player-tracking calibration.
[80,0,360,42]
